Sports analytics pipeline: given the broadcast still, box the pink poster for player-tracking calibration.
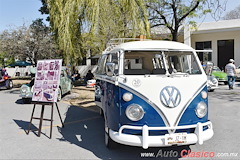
[32,59,62,103]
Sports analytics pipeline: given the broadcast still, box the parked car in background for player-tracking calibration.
[207,76,218,92]
[235,65,240,80]
[20,68,73,103]
[204,62,218,92]
[211,66,228,85]
[0,68,13,90]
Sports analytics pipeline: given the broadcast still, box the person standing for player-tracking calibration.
[225,59,236,90]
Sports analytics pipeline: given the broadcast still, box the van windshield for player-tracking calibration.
[124,51,202,75]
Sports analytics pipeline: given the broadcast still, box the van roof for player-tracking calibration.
[104,40,194,54]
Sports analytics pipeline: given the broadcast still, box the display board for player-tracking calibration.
[32,59,62,103]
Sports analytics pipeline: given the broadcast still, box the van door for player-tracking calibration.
[103,52,121,131]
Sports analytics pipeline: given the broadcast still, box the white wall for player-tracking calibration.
[75,65,98,77]
[5,66,33,78]
[191,30,240,67]
[5,65,98,78]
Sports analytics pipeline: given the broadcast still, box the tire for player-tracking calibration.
[224,81,228,85]
[57,87,62,101]
[6,80,13,89]
[105,130,116,149]
[9,80,13,89]
[67,84,73,94]
[99,108,104,117]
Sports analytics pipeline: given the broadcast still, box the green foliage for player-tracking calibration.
[0,52,14,67]
[5,57,15,67]
[39,0,50,21]
[47,0,150,65]
[0,52,5,67]
[45,0,224,62]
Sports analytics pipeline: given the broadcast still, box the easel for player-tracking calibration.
[27,101,64,139]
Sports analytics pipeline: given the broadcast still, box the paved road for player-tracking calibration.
[0,83,239,159]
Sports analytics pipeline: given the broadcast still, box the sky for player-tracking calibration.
[0,0,48,32]
[0,0,240,32]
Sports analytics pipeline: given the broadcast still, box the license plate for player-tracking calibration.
[165,133,187,145]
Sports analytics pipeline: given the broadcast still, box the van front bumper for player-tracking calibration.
[109,121,213,149]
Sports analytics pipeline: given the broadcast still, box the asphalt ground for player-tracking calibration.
[0,82,240,159]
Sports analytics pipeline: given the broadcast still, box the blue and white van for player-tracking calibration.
[95,39,214,149]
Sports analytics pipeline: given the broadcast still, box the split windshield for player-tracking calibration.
[124,50,202,75]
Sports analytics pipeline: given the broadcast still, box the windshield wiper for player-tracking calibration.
[167,72,189,77]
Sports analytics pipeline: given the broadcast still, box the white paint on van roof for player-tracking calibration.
[106,40,194,53]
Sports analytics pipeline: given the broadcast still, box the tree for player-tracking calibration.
[147,0,227,41]
[46,0,150,65]
[45,0,226,65]
[0,52,14,67]
[0,19,61,66]
[222,5,240,20]
[39,0,50,21]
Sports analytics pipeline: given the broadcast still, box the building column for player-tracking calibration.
[184,25,191,47]
[86,49,91,66]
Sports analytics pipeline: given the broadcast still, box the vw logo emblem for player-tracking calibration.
[160,86,181,108]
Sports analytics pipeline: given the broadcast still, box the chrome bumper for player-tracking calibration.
[109,121,214,149]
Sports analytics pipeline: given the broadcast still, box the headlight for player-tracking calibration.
[31,86,34,92]
[21,86,28,93]
[125,104,144,121]
[195,102,207,118]
[213,79,218,84]
[201,91,207,99]
[123,93,133,101]
[211,77,218,84]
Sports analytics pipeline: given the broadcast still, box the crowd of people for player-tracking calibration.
[68,68,94,86]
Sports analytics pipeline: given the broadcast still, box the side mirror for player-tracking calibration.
[106,62,116,76]
[205,62,214,76]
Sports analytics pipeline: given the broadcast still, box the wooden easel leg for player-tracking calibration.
[50,103,54,139]
[27,103,36,134]
[38,105,45,137]
[55,102,64,127]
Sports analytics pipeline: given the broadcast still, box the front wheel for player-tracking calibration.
[6,80,13,89]
[105,130,117,149]
[57,87,62,101]
[99,108,104,117]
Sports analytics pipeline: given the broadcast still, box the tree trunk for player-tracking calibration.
[172,30,178,42]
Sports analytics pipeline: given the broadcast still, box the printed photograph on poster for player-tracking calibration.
[32,59,62,103]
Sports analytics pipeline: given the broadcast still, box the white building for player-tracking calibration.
[184,19,240,70]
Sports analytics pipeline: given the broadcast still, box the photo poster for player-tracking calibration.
[32,59,62,103]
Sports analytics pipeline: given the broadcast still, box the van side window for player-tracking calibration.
[107,52,119,75]
[96,55,107,75]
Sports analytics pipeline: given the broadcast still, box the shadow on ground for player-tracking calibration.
[56,105,191,159]
[13,119,46,137]
[209,84,240,102]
